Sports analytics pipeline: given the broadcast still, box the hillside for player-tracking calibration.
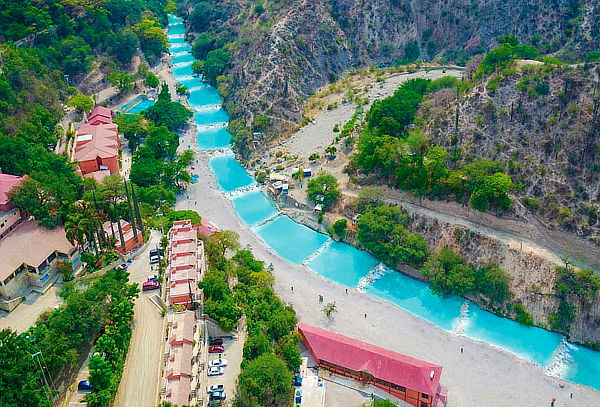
[205,0,600,140]
[420,62,600,240]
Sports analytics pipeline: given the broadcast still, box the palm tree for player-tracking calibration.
[64,216,88,249]
[293,168,304,187]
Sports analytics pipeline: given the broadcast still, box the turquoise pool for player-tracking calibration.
[209,154,254,192]
[197,127,232,150]
[256,216,329,264]
[308,241,377,287]
[232,190,277,226]
[126,99,155,114]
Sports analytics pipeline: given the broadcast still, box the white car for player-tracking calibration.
[207,384,225,394]
[207,366,224,376]
[149,255,160,265]
[209,358,228,368]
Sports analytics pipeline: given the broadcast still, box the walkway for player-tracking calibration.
[113,231,165,407]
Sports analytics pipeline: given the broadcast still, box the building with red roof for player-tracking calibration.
[102,219,143,254]
[87,106,113,125]
[198,217,220,237]
[74,123,120,177]
[297,323,448,407]
[0,172,25,212]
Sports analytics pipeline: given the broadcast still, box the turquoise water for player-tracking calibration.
[209,155,254,192]
[173,53,195,65]
[167,14,600,391]
[173,64,194,78]
[232,190,277,226]
[127,99,155,114]
[256,216,329,264]
[308,242,377,287]
[466,302,563,366]
[197,127,232,150]
[194,108,229,125]
[188,86,222,106]
[567,344,600,389]
[365,270,465,332]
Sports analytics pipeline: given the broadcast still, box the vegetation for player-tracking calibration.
[548,267,600,335]
[307,171,341,211]
[143,85,193,131]
[352,78,513,212]
[0,269,138,407]
[422,247,512,305]
[357,205,428,267]
[199,238,298,407]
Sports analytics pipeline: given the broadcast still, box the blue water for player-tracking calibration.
[308,242,377,287]
[197,127,232,150]
[127,99,155,114]
[167,14,600,392]
[209,155,254,192]
[173,64,194,78]
[366,270,465,332]
[188,86,222,106]
[173,53,195,65]
[232,190,277,226]
[257,216,329,264]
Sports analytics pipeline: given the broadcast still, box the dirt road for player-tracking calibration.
[113,231,165,407]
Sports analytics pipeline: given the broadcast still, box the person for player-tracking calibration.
[460,347,464,353]
[291,286,294,291]
[345,288,348,294]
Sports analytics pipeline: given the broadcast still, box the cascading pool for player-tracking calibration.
[167,14,600,391]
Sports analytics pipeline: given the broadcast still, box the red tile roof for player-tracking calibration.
[74,123,119,161]
[297,323,443,397]
[0,173,25,206]
[88,106,113,124]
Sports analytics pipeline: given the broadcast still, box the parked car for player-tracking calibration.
[114,263,128,271]
[208,345,224,353]
[209,337,223,346]
[142,280,160,291]
[207,384,225,394]
[78,380,93,392]
[295,390,302,404]
[210,391,226,401]
[207,366,224,376]
[293,375,303,387]
[147,273,159,282]
[149,255,160,265]
[209,358,228,368]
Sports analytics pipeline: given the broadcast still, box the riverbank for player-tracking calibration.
[165,13,600,405]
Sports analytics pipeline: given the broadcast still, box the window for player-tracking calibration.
[422,393,429,399]
[421,403,428,407]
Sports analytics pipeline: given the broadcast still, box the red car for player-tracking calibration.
[142,280,160,291]
[209,345,224,353]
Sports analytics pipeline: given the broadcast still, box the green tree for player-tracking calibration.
[243,330,271,361]
[357,205,428,267]
[191,33,216,60]
[145,72,159,88]
[201,48,230,85]
[108,71,133,93]
[212,230,240,255]
[237,354,294,407]
[273,333,302,372]
[307,172,341,211]
[332,219,347,238]
[0,329,51,407]
[143,99,192,131]
[252,114,268,131]
[422,247,476,296]
[67,94,94,113]
[475,265,512,304]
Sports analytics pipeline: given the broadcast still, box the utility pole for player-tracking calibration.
[31,351,53,405]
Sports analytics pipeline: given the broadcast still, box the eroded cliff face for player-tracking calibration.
[408,213,600,345]
[223,0,600,134]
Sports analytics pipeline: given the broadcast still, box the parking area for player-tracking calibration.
[204,329,246,405]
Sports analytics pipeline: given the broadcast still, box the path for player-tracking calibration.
[0,284,62,333]
[113,231,165,407]
[344,187,600,270]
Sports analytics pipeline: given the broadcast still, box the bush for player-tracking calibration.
[422,247,476,296]
[332,219,347,238]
